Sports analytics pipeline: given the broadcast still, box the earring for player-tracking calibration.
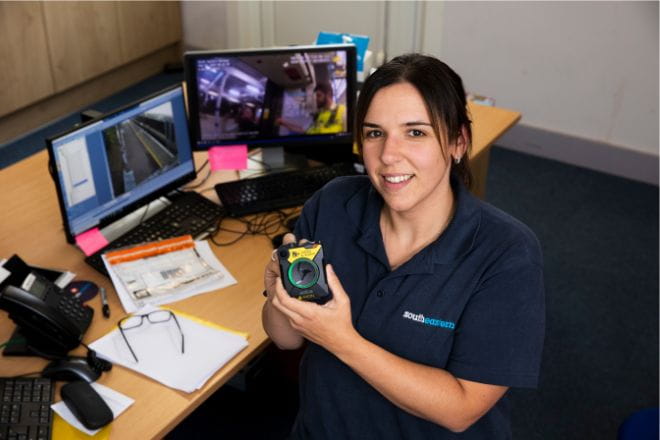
[454,156,462,165]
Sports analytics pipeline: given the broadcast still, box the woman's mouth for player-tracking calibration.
[383,174,414,184]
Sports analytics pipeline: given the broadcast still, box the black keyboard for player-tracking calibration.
[215,162,360,217]
[85,191,225,276]
[0,377,53,440]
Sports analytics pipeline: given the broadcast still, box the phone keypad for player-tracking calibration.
[57,294,92,325]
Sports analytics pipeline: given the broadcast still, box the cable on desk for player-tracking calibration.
[182,159,212,190]
[209,209,299,247]
[137,203,150,226]
[210,211,284,246]
[197,159,209,174]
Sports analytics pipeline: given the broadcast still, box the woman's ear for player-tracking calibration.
[451,125,470,160]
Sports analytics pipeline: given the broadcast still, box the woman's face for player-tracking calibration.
[361,82,460,215]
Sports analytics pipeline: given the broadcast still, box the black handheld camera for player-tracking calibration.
[277,242,332,304]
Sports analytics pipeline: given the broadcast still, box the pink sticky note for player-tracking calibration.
[75,227,109,256]
[208,145,248,171]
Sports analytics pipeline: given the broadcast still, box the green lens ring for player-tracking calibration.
[287,258,320,289]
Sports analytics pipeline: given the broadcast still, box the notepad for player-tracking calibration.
[90,306,248,393]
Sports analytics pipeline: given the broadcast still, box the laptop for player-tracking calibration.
[46,85,224,275]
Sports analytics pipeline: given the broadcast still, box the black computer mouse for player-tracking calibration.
[41,357,100,383]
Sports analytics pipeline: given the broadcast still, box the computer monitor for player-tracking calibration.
[183,44,356,163]
[47,85,196,243]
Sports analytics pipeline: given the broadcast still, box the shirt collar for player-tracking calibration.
[427,176,482,265]
[346,181,389,268]
[345,176,482,273]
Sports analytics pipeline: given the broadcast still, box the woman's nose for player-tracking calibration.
[380,135,403,164]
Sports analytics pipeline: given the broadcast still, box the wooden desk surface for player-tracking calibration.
[0,102,519,438]
[468,102,521,198]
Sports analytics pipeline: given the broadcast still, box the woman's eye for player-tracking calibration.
[364,130,383,138]
[408,129,425,137]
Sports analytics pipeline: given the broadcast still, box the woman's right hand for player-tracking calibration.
[262,232,305,349]
[264,233,296,299]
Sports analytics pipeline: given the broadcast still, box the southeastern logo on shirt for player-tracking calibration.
[402,311,455,330]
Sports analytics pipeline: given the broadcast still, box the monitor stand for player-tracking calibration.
[261,146,286,169]
[240,146,308,180]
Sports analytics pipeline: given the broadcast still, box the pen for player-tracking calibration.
[100,287,110,318]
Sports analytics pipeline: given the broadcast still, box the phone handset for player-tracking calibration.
[0,283,93,353]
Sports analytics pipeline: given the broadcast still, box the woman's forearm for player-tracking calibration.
[333,334,507,433]
[262,299,305,350]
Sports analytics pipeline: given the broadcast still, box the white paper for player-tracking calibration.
[51,382,134,436]
[54,271,76,289]
[103,241,237,313]
[0,266,10,284]
[89,306,248,393]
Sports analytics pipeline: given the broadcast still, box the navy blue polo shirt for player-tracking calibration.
[290,175,545,440]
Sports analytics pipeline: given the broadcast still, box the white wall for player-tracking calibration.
[181,1,659,164]
[429,1,659,157]
[181,1,228,50]
[180,1,422,66]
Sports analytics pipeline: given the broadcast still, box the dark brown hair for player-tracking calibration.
[356,53,473,188]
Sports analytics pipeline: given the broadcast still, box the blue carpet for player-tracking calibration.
[486,147,659,439]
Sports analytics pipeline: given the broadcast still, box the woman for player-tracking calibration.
[263,54,545,439]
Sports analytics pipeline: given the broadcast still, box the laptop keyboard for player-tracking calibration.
[0,377,53,440]
[85,191,225,276]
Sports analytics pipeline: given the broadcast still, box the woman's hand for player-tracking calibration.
[264,233,296,298]
[271,263,359,354]
[262,233,304,349]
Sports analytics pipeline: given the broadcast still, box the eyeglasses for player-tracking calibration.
[118,310,185,363]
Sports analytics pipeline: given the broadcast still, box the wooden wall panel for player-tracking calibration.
[1,1,183,142]
[0,2,55,117]
[42,1,122,91]
[117,2,182,62]
[0,44,181,145]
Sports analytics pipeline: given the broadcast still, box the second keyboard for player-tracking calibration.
[214,162,360,217]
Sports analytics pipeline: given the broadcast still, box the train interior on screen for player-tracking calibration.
[103,102,180,195]
[195,51,349,142]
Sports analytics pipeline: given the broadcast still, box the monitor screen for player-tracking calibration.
[184,44,356,157]
[47,85,196,243]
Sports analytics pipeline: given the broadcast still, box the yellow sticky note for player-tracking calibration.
[162,306,250,339]
[52,413,111,439]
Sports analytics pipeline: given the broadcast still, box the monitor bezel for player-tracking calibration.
[183,44,357,153]
[46,84,197,244]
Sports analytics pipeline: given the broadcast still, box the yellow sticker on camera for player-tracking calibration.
[287,244,321,263]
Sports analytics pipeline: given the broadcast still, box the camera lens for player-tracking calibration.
[288,259,319,289]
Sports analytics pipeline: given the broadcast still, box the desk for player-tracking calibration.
[467,102,521,198]
[0,102,519,438]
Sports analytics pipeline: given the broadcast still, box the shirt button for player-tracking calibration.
[376,290,384,297]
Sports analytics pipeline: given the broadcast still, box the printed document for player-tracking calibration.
[102,236,237,313]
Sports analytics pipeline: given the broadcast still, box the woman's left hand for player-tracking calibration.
[271,264,359,353]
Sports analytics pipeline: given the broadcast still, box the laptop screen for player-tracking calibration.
[47,85,196,243]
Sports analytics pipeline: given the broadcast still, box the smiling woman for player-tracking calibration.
[361,82,461,251]
[262,53,545,439]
